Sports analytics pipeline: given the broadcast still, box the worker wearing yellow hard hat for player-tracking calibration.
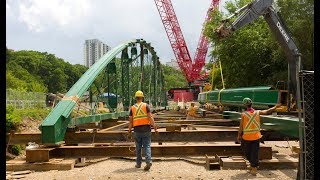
[135,90,144,98]
[128,90,158,171]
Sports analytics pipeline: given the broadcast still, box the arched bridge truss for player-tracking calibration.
[40,39,166,145]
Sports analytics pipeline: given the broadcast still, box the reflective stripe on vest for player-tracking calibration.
[132,103,150,127]
[242,110,262,140]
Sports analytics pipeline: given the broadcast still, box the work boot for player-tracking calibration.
[135,164,141,168]
[144,162,152,171]
[250,167,257,175]
[246,165,252,173]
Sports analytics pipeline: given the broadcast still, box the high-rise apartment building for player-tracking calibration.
[166,59,180,70]
[84,39,111,67]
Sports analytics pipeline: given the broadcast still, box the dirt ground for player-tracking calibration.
[9,141,299,180]
[21,159,298,180]
[18,117,41,133]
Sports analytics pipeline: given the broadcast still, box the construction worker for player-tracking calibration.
[237,97,281,175]
[186,102,197,120]
[128,90,158,171]
[203,82,212,92]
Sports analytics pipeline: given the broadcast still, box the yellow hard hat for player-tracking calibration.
[135,90,144,98]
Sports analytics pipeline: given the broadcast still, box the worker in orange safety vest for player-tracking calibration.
[186,102,197,120]
[128,90,158,171]
[237,97,281,175]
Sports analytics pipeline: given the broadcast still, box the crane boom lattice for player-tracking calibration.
[154,0,219,83]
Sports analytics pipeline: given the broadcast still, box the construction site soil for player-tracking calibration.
[7,113,300,179]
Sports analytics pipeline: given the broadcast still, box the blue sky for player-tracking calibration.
[6,0,229,65]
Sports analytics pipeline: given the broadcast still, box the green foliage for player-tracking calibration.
[162,65,188,91]
[16,108,51,122]
[277,0,314,70]
[6,105,51,132]
[204,0,313,88]
[6,105,22,132]
[6,71,28,92]
[6,49,88,93]
[9,145,24,156]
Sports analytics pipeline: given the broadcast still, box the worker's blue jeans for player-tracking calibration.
[134,131,152,165]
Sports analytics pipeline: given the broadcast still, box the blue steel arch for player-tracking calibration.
[40,39,166,145]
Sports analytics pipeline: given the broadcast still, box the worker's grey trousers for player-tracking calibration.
[241,139,260,167]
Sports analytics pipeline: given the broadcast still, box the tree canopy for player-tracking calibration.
[6,48,187,94]
[204,0,314,89]
[6,49,88,93]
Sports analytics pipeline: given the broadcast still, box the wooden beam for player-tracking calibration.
[99,122,129,132]
[6,159,75,171]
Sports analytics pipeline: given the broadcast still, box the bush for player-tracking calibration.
[9,145,23,155]
[6,105,22,132]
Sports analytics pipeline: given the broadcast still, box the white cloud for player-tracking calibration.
[18,0,92,32]
[7,0,221,65]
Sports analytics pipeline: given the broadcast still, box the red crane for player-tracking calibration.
[154,0,220,83]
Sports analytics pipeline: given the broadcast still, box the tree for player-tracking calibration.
[6,71,28,92]
[162,65,187,91]
[48,68,67,93]
[204,0,313,88]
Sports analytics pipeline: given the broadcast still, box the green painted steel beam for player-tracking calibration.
[198,86,284,109]
[68,111,129,128]
[39,39,161,145]
[223,111,300,138]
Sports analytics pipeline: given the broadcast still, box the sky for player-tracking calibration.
[6,0,229,65]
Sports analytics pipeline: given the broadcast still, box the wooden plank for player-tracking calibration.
[26,148,55,162]
[205,155,220,170]
[166,125,181,132]
[6,159,75,171]
[231,156,245,161]
[259,157,298,169]
[221,157,246,169]
[9,174,26,179]
[215,154,229,166]
[11,170,32,175]
[292,146,300,153]
[99,122,129,132]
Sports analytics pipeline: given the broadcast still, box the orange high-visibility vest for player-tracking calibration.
[131,102,150,127]
[188,106,196,116]
[241,110,262,141]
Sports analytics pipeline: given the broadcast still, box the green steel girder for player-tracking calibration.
[39,39,164,145]
[223,111,300,138]
[68,111,129,128]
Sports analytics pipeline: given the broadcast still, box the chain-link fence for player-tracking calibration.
[6,89,46,109]
[300,71,314,180]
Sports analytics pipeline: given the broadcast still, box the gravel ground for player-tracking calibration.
[22,158,297,180]
[19,141,299,180]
